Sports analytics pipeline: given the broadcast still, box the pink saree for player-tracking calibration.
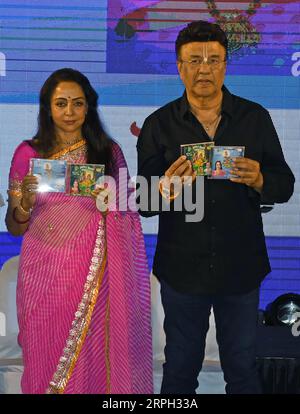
[8,141,153,394]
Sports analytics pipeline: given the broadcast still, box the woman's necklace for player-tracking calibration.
[60,136,83,146]
[51,138,86,160]
[55,136,84,153]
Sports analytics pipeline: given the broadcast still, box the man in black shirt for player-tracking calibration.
[137,21,294,394]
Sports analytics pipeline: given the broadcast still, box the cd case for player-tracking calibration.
[209,146,245,179]
[180,142,214,176]
[67,163,105,196]
[30,158,67,192]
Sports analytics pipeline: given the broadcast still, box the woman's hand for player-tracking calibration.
[91,186,110,215]
[21,174,39,211]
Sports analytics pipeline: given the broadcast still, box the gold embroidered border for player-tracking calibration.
[63,253,107,393]
[7,178,22,197]
[47,252,107,394]
[50,139,86,160]
[46,219,106,394]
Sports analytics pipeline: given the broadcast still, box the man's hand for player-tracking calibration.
[230,157,263,193]
[160,156,197,201]
[165,155,196,182]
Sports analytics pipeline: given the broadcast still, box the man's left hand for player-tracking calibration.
[230,157,263,193]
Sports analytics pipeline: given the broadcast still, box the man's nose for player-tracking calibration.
[196,62,211,74]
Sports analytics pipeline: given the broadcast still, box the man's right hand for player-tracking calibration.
[159,156,196,201]
[165,155,196,182]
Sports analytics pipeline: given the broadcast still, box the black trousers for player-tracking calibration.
[160,279,262,394]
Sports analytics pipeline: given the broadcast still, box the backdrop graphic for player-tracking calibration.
[107,0,300,76]
[0,0,300,308]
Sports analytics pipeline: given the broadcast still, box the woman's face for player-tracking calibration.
[50,81,87,140]
[216,161,222,170]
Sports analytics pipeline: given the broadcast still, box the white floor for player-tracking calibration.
[0,360,226,394]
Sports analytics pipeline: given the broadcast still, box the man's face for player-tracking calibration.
[177,41,226,100]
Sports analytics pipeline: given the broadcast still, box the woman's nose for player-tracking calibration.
[65,102,73,115]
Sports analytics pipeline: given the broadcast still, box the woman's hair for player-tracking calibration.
[175,20,228,59]
[32,68,113,168]
[215,160,223,169]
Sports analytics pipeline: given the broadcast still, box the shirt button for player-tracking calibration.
[209,264,214,269]
[211,199,216,204]
[212,252,216,257]
[211,226,216,231]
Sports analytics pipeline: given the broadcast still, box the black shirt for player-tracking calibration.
[137,86,295,295]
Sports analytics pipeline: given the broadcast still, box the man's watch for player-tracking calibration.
[158,176,182,201]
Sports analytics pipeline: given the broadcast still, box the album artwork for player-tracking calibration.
[180,142,214,176]
[30,158,67,192]
[209,146,245,179]
[67,164,105,196]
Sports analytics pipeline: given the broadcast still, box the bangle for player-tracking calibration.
[19,199,32,215]
[12,206,30,224]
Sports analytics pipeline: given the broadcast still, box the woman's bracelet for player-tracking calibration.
[19,199,32,215]
[12,205,31,224]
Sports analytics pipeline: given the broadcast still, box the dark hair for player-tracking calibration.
[32,68,113,168]
[215,160,223,169]
[175,20,228,59]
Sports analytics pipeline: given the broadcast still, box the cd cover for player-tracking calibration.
[209,146,245,179]
[180,142,214,176]
[30,158,67,192]
[67,164,105,196]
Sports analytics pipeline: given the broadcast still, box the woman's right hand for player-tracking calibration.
[91,186,110,215]
[21,174,39,211]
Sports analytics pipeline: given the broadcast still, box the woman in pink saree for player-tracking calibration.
[6,68,153,394]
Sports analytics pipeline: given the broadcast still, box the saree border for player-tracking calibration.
[47,218,106,394]
[49,140,86,160]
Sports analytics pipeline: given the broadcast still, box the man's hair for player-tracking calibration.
[175,20,228,59]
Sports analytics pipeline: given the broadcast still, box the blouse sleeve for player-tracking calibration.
[8,141,37,195]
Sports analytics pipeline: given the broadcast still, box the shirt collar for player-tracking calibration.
[179,85,233,119]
